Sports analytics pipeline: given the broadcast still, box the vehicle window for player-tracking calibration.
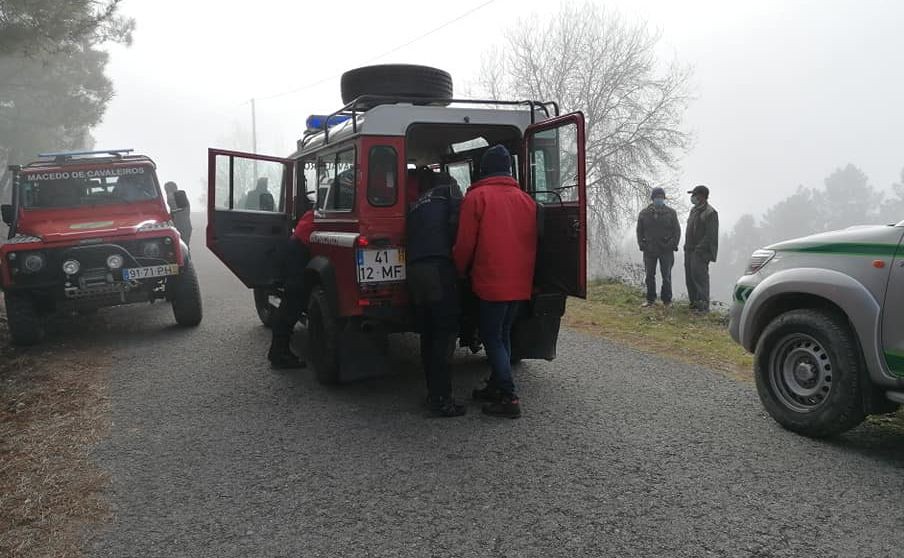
[445,160,471,194]
[213,154,286,212]
[20,167,159,208]
[318,148,356,212]
[529,123,579,204]
[297,158,317,212]
[368,146,398,207]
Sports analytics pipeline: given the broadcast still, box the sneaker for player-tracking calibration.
[641,301,655,308]
[482,394,521,418]
[472,382,504,402]
[427,396,467,418]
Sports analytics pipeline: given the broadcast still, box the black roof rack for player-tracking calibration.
[37,148,134,161]
[299,96,560,149]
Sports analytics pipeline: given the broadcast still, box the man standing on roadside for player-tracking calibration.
[164,181,192,244]
[267,208,314,369]
[636,186,680,307]
[684,185,719,313]
[453,145,537,419]
[407,171,466,418]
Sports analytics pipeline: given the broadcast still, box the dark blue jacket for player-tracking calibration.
[407,184,461,263]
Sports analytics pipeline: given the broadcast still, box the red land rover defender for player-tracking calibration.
[207,65,586,384]
[0,149,203,345]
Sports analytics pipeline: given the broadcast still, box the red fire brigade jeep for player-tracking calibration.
[0,149,203,345]
[207,65,586,384]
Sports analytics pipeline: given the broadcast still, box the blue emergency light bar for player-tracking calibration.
[305,115,350,132]
[37,148,134,159]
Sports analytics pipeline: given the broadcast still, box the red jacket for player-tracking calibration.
[292,210,315,245]
[453,175,537,301]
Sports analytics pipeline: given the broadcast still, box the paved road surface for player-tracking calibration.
[59,232,904,557]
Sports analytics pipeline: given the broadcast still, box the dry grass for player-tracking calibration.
[565,280,754,381]
[0,301,111,558]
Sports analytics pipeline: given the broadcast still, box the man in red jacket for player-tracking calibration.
[268,209,315,369]
[453,145,537,418]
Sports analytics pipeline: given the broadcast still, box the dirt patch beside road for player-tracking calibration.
[0,301,111,558]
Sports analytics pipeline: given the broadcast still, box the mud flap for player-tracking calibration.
[511,293,566,361]
[338,320,390,383]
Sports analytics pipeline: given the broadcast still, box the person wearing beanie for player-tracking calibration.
[453,145,537,418]
[636,186,680,307]
[684,184,719,313]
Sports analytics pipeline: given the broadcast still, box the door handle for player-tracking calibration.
[569,219,580,239]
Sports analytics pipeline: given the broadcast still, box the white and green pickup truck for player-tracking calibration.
[729,221,904,437]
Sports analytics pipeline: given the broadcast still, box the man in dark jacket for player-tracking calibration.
[636,186,680,307]
[268,209,315,369]
[453,145,537,419]
[407,171,466,418]
[684,185,719,312]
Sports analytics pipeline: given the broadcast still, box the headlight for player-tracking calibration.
[142,241,162,258]
[107,254,124,270]
[23,253,45,273]
[62,259,81,275]
[745,249,775,275]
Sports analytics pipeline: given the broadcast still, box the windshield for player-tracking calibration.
[19,166,159,209]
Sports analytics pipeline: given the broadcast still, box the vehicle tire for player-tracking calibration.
[4,292,44,346]
[171,260,203,327]
[340,64,453,107]
[307,285,341,385]
[253,288,278,328]
[754,308,865,438]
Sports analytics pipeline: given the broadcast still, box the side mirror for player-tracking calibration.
[174,190,190,210]
[1,204,12,225]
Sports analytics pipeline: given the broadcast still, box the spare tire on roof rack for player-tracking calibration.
[340,64,453,109]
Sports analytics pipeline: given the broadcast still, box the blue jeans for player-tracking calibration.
[479,300,520,396]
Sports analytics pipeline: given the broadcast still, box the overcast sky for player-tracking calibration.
[93,0,904,228]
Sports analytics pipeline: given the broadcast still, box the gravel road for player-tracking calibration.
[75,233,904,557]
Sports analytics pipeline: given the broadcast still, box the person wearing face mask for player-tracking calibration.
[684,185,719,312]
[636,187,681,307]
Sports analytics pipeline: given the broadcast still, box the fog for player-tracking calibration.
[5,0,904,301]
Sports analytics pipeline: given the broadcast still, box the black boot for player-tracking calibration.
[268,336,306,369]
[482,393,521,418]
[426,395,466,418]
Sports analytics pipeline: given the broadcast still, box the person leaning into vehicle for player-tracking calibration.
[684,184,719,313]
[407,171,466,418]
[453,145,537,419]
[164,181,193,244]
[636,186,680,307]
[268,209,315,369]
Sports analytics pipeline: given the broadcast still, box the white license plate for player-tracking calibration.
[357,248,406,283]
[122,264,179,281]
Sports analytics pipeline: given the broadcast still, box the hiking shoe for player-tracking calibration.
[472,382,504,402]
[482,394,521,418]
[268,351,307,370]
[427,397,467,418]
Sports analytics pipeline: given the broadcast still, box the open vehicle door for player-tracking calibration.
[206,148,294,289]
[512,112,587,360]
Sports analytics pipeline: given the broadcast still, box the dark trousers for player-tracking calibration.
[684,251,711,311]
[272,239,310,347]
[408,259,461,400]
[479,300,520,396]
[643,251,674,303]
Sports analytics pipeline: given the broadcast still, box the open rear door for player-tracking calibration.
[512,112,587,360]
[206,148,294,288]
